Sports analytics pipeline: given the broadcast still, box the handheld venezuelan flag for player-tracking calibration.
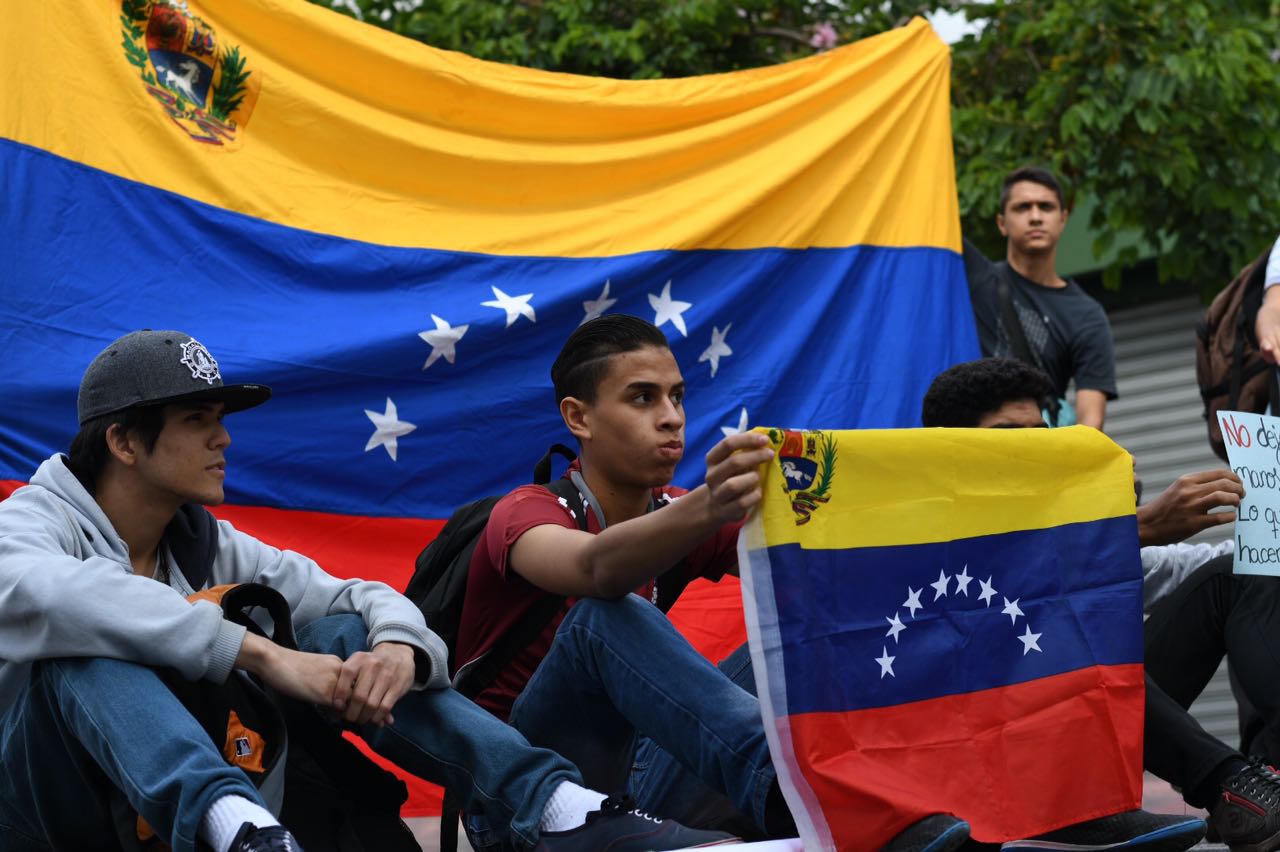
[738,425,1145,849]
[1,0,978,814]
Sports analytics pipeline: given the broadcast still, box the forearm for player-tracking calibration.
[578,485,722,597]
[1075,389,1107,430]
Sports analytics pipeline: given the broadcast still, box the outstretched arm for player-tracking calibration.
[509,432,773,598]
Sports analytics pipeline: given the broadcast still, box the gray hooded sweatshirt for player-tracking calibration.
[0,455,449,709]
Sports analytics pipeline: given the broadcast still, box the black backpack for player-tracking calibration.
[403,444,587,699]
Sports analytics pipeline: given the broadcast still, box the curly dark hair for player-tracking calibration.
[921,358,1055,428]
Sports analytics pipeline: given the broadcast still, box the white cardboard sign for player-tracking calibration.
[1217,409,1280,575]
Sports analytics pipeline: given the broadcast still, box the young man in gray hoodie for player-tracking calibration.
[0,330,735,852]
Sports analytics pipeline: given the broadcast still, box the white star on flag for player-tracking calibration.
[885,612,907,643]
[978,576,998,606]
[1002,597,1024,625]
[955,565,973,596]
[698,324,733,378]
[418,314,469,369]
[721,407,749,438]
[648,280,692,337]
[903,586,923,618]
[875,646,896,678]
[363,397,416,462]
[481,286,536,327]
[581,280,618,324]
[1018,625,1043,655]
[930,569,950,601]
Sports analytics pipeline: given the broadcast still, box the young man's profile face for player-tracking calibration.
[997,180,1067,256]
[575,345,686,488]
[976,398,1048,429]
[128,401,231,506]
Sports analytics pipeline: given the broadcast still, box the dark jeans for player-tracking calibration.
[1143,554,1278,806]
[467,596,778,851]
[0,615,580,852]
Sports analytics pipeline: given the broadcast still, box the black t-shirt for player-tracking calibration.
[963,239,1118,400]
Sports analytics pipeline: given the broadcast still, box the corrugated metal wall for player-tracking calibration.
[1104,295,1239,745]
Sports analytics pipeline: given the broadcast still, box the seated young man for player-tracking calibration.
[922,356,1280,852]
[453,314,1203,852]
[0,330,735,852]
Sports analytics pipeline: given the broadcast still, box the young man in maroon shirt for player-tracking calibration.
[455,314,971,852]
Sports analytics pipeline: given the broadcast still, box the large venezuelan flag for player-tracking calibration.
[739,426,1145,849]
[1,0,978,815]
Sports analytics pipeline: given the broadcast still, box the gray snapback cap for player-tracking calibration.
[77,330,272,425]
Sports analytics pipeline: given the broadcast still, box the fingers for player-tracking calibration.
[336,652,407,727]
[705,431,770,467]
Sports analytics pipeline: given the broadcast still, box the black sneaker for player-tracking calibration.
[999,809,1205,851]
[534,795,739,850]
[1212,757,1280,852]
[882,814,970,852]
[229,823,304,852]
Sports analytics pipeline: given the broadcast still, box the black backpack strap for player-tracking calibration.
[995,268,1037,366]
[451,478,587,699]
[533,443,578,484]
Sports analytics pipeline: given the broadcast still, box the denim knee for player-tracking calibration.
[295,614,369,658]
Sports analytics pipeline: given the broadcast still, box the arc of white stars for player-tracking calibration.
[885,612,907,643]
[978,576,998,606]
[954,564,973,596]
[418,314,469,369]
[363,397,416,462]
[930,569,950,601]
[1018,625,1043,655]
[1002,597,1024,625]
[581,280,618,324]
[699,324,733,378]
[903,586,923,619]
[721,407,749,438]
[875,646,896,678]
[648,280,692,337]
[481,286,536,327]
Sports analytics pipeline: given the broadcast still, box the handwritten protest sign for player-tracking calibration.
[1217,410,1280,576]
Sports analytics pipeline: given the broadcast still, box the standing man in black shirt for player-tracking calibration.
[963,166,1117,429]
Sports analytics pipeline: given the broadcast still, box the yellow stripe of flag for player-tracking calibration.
[754,426,1137,550]
[1,1,957,256]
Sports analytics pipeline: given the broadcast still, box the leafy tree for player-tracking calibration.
[314,0,1280,289]
[951,0,1280,289]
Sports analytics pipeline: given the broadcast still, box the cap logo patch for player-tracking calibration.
[180,339,221,384]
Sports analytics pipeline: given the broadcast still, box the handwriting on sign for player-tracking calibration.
[1219,411,1280,575]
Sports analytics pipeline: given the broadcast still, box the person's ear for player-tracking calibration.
[996,211,1008,237]
[105,423,140,467]
[560,397,591,443]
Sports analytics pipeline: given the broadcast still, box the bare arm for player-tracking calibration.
[1137,468,1244,546]
[1075,389,1107,430]
[1257,285,1280,365]
[235,631,343,706]
[509,432,773,598]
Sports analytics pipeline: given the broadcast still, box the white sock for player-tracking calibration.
[539,781,608,833]
[199,795,281,852]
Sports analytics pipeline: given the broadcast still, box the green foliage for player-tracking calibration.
[122,35,149,69]
[951,0,1280,291]
[122,0,149,23]
[314,0,934,78]
[312,0,1280,292]
[211,46,250,120]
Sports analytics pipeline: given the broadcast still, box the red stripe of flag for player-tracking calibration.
[783,663,1145,845]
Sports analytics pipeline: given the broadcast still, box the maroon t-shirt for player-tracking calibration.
[457,467,740,720]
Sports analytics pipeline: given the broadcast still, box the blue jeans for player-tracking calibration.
[297,615,581,849]
[468,596,776,851]
[0,656,263,852]
[0,615,580,851]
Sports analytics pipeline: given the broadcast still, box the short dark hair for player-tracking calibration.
[921,358,1055,428]
[999,166,1065,213]
[551,314,670,404]
[66,405,166,494]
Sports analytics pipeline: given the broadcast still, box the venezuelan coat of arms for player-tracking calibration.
[768,428,838,525]
[119,1,260,148]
